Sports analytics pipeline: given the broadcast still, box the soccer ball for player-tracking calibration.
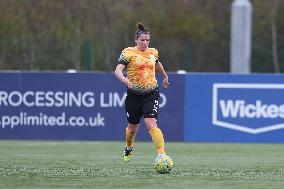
[154,154,173,174]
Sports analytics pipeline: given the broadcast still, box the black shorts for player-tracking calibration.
[125,89,160,124]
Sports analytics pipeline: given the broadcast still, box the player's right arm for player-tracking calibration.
[115,64,133,89]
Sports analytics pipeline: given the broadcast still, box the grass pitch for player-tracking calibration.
[0,141,284,189]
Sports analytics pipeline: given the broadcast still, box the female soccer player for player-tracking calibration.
[115,23,170,163]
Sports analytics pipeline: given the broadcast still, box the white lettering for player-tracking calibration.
[35,91,45,107]
[256,100,268,118]
[45,91,54,107]
[82,92,95,107]
[0,91,8,106]
[23,91,34,107]
[113,92,125,107]
[219,100,242,118]
[244,104,256,118]
[279,105,284,118]
[219,100,284,119]
[69,92,81,107]
[100,92,109,107]
[100,92,125,108]
[0,91,96,108]
[159,93,167,108]
[9,91,22,106]
[267,105,278,118]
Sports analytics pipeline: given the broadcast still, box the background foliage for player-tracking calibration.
[0,0,283,72]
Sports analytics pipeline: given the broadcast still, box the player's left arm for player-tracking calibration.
[156,61,169,89]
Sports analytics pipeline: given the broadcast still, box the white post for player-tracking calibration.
[230,0,252,73]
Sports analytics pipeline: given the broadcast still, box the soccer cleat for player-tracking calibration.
[122,147,133,163]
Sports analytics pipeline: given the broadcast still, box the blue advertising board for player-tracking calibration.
[0,72,184,141]
[3,72,284,143]
[185,73,284,143]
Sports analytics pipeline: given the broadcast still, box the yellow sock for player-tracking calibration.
[126,127,136,148]
[149,127,165,154]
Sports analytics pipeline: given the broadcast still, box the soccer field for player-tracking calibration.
[0,141,284,189]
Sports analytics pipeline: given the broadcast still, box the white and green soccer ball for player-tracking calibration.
[154,154,173,174]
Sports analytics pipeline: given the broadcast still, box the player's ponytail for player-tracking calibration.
[137,23,146,31]
[135,22,150,39]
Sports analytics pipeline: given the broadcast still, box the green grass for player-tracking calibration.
[0,141,284,189]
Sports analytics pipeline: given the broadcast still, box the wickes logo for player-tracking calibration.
[220,100,284,119]
[212,83,284,134]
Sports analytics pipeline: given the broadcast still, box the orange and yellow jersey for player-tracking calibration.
[118,46,159,95]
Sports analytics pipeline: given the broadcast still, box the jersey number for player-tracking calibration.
[153,100,159,112]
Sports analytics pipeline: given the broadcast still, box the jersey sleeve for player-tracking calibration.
[151,48,159,64]
[117,48,131,65]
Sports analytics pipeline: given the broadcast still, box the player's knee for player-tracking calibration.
[127,124,139,133]
[144,118,158,130]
